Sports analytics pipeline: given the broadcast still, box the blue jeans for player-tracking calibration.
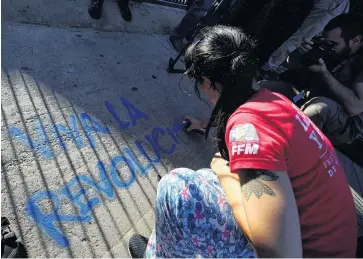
[145,168,256,258]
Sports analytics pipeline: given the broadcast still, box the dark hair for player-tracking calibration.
[184,25,258,161]
[324,13,363,42]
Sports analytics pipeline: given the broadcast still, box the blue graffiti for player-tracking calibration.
[104,97,148,130]
[9,97,149,158]
[9,120,54,158]
[79,112,110,149]
[25,191,91,248]
[152,128,176,155]
[22,96,189,248]
[26,122,187,247]
[53,114,84,151]
[9,113,111,158]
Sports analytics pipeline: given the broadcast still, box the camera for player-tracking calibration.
[300,36,336,67]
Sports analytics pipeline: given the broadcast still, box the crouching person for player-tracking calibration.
[128,25,357,258]
[287,13,363,147]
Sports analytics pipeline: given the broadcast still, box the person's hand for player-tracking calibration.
[184,116,208,132]
[211,153,240,181]
[308,58,328,73]
[211,153,231,175]
[298,38,315,54]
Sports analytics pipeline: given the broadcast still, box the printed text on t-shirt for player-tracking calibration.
[293,104,339,177]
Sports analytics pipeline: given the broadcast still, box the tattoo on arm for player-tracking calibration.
[242,170,279,201]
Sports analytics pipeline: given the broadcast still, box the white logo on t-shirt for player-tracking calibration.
[230,123,260,155]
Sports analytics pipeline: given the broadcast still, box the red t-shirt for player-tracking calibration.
[225,88,357,257]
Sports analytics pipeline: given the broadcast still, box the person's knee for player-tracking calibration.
[303,97,339,129]
[156,168,195,202]
[159,168,194,185]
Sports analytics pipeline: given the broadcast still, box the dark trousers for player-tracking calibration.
[259,80,363,146]
[302,97,363,146]
[172,0,215,40]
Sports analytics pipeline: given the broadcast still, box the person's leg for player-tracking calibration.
[88,0,105,20]
[145,168,256,258]
[169,0,214,52]
[302,96,363,145]
[224,0,271,35]
[263,0,350,71]
[117,0,132,22]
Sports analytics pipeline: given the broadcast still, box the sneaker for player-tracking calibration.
[168,35,184,52]
[128,234,149,258]
[117,0,132,22]
[88,0,104,20]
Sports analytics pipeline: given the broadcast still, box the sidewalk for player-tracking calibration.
[1,1,216,257]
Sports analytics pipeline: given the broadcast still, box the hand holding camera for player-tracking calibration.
[299,36,335,70]
[298,39,315,54]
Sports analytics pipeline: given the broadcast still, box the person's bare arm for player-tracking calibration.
[237,169,302,257]
[320,69,363,116]
[211,156,302,257]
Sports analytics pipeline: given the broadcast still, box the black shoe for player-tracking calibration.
[1,217,28,258]
[117,0,132,22]
[128,234,148,258]
[168,35,184,52]
[88,0,104,20]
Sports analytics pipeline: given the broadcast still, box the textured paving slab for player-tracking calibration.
[1,22,216,257]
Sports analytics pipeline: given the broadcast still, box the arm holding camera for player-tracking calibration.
[286,39,315,70]
[312,61,363,117]
[288,38,363,117]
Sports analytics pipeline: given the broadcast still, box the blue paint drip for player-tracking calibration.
[26,190,91,248]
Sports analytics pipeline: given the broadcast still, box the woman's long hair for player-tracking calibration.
[184,25,259,161]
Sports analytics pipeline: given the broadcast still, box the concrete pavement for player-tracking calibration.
[1,1,216,257]
[1,0,186,34]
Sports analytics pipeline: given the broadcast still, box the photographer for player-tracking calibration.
[261,0,350,74]
[286,13,363,147]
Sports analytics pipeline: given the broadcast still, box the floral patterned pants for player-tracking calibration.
[145,168,256,258]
